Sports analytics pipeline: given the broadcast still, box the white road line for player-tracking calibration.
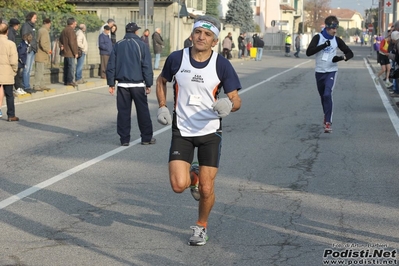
[364,58,399,137]
[0,60,312,210]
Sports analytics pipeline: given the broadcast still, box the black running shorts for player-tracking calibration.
[379,53,390,65]
[169,128,222,168]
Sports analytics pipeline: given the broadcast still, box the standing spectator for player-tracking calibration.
[246,41,252,57]
[98,25,113,79]
[183,35,192,48]
[107,22,155,146]
[141,29,150,49]
[100,19,115,38]
[75,24,88,84]
[152,28,164,70]
[222,32,232,59]
[7,18,20,43]
[110,24,117,45]
[8,18,25,95]
[385,30,399,97]
[388,21,399,97]
[155,15,242,246]
[374,34,383,64]
[256,35,264,61]
[285,33,292,57]
[20,12,37,92]
[305,15,354,133]
[15,33,32,95]
[237,32,246,59]
[59,17,78,86]
[294,34,301,58]
[375,33,392,87]
[364,34,369,45]
[33,18,51,91]
[252,33,263,61]
[0,22,19,121]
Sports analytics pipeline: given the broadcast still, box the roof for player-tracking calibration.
[329,8,358,20]
[280,4,296,12]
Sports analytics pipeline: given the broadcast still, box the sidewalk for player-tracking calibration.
[12,69,162,104]
[366,56,399,109]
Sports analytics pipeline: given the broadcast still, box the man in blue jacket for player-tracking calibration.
[106,22,155,146]
[99,25,113,79]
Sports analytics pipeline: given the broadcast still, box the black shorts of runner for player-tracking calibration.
[379,53,390,65]
[169,127,222,168]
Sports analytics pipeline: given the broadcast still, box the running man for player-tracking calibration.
[306,15,353,133]
[156,15,242,246]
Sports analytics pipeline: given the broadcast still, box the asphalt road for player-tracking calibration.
[1,44,399,266]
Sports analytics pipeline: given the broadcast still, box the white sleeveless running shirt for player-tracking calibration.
[174,48,221,137]
[315,33,338,73]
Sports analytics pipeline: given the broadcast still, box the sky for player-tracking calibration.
[329,0,378,15]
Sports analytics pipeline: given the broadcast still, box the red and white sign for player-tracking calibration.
[368,23,374,32]
[385,1,393,14]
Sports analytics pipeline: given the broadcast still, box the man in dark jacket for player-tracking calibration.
[252,34,264,61]
[237,32,245,59]
[59,17,78,86]
[98,25,113,79]
[7,18,20,44]
[107,22,155,146]
[152,28,163,70]
[20,12,37,91]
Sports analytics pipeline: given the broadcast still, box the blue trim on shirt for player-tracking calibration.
[161,48,241,94]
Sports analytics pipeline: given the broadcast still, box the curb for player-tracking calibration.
[13,79,107,104]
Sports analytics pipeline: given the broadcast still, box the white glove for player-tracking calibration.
[157,106,172,125]
[212,98,233,118]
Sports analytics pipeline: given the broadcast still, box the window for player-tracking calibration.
[131,11,139,22]
[131,10,153,24]
[197,0,203,10]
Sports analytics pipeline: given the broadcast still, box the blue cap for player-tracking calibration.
[126,22,141,33]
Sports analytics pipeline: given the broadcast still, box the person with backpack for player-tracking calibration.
[374,33,392,87]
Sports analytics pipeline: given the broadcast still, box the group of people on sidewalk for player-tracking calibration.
[373,23,399,98]
[221,32,265,61]
[0,13,54,121]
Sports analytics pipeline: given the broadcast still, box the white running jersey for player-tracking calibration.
[174,48,221,137]
[315,33,338,73]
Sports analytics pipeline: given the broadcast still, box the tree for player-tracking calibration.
[0,0,103,36]
[224,0,254,33]
[206,0,221,19]
[365,7,379,34]
[304,0,331,32]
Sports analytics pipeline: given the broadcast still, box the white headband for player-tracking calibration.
[193,20,220,37]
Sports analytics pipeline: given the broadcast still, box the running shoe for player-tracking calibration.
[324,122,332,133]
[0,109,2,118]
[188,226,208,246]
[190,162,200,201]
[374,77,379,84]
[385,80,393,87]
